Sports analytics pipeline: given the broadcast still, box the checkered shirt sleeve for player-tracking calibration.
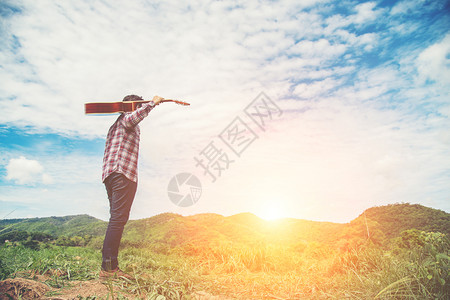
[102,101,155,183]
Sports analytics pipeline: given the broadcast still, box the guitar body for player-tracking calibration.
[85,100,189,115]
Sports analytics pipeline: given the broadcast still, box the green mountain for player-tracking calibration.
[360,203,450,238]
[121,212,346,250]
[0,214,106,238]
[1,204,448,249]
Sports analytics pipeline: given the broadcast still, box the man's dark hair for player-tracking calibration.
[123,95,143,102]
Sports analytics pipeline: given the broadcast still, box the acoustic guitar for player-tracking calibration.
[85,99,190,115]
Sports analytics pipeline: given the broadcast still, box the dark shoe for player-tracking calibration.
[99,268,133,280]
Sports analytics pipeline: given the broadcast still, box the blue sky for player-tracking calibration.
[1,0,449,223]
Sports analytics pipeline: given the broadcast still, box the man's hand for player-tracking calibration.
[152,95,164,105]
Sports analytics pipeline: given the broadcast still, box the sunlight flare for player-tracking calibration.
[257,202,286,221]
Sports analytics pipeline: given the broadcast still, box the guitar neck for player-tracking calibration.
[85,99,189,115]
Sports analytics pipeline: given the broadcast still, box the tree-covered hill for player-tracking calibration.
[1,204,448,249]
[358,203,450,238]
[121,212,346,251]
[0,214,106,237]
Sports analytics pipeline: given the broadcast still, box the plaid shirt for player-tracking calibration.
[102,101,155,183]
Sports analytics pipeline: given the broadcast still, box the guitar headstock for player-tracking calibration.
[173,100,190,106]
[161,99,190,106]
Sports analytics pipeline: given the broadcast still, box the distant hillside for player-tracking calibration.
[122,204,449,250]
[122,212,345,250]
[0,214,106,237]
[359,203,450,238]
[1,204,448,249]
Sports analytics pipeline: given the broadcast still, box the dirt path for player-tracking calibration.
[0,277,112,299]
[0,277,234,299]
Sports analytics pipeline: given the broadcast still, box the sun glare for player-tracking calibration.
[257,203,285,221]
[252,188,292,221]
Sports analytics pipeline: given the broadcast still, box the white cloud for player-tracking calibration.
[288,39,347,61]
[0,0,386,139]
[5,156,53,185]
[293,77,341,99]
[353,2,380,24]
[390,0,426,15]
[0,0,286,136]
[41,173,54,185]
[1,152,106,218]
[325,2,382,33]
[416,33,450,86]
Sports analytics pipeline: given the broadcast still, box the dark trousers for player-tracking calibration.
[102,172,137,271]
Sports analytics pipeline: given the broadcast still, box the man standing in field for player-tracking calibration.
[99,94,163,279]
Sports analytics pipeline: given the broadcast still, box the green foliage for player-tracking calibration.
[337,216,386,250]
[396,228,426,248]
[55,235,92,247]
[363,203,450,238]
[0,230,57,251]
[0,244,100,281]
[0,256,13,280]
[22,239,40,251]
[0,230,29,243]
[375,231,449,299]
[30,232,54,242]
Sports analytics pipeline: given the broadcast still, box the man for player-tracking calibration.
[99,94,163,279]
